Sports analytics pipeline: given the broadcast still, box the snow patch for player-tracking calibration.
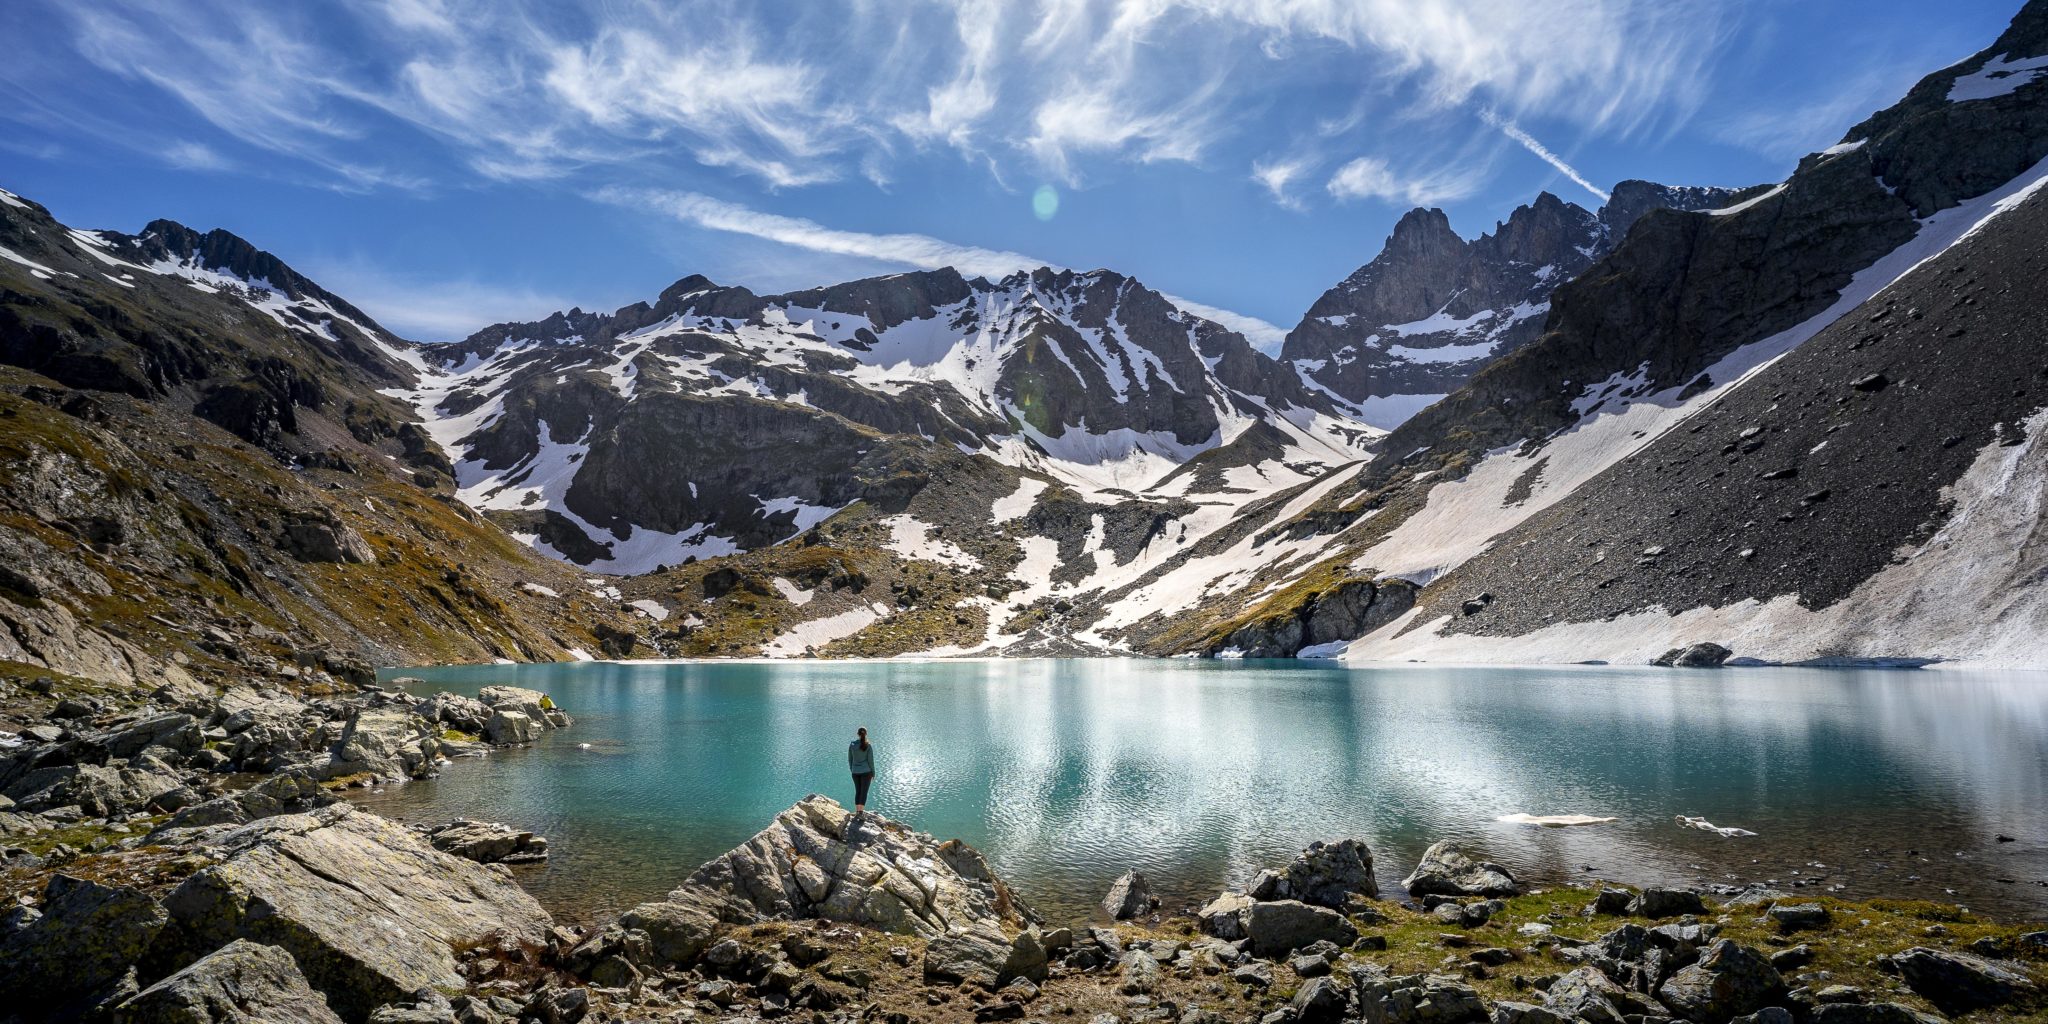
[1948,51,2048,102]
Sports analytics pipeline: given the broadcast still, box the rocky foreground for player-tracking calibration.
[0,674,2043,1024]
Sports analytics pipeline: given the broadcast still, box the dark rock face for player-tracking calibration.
[0,874,167,1017]
[1885,945,2039,1014]
[114,939,344,1024]
[1280,185,1737,412]
[1214,578,1414,658]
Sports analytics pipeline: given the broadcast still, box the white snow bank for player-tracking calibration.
[880,515,983,570]
[1948,51,2048,102]
[990,477,1049,523]
[762,602,889,657]
[628,599,670,621]
[772,577,815,606]
[519,582,561,599]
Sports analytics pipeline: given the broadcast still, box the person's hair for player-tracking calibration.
[857,726,868,751]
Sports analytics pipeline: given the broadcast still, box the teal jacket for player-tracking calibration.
[848,740,875,775]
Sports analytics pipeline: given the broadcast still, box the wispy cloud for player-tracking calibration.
[1480,110,1609,203]
[1325,155,1486,207]
[1251,156,1313,211]
[1160,295,1288,351]
[163,140,230,171]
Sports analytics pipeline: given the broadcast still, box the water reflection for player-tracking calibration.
[354,660,2048,923]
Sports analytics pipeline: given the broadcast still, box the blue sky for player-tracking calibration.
[0,0,2023,347]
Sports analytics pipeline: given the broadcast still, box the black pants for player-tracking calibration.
[852,772,873,806]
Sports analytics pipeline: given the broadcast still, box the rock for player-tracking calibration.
[330,707,437,779]
[1231,961,1273,988]
[1590,888,1634,915]
[1244,900,1357,957]
[1807,1004,1945,1024]
[926,927,1015,989]
[1402,841,1518,898]
[1655,939,1786,1024]
[282,517,376,564]
[1884,946,2038,1014]
[1850,372,1890,392]
[1633,888,1708,918]
[1545,966,1636,1024]
[483,709,536,745]
[417,819,549,863]
[1005,927,1050,984]
[159,805,551,1021]
[0,874,167,1015]
[684,795,1035,939]
[1247,839,1377,908]
[522,987,589,1024]
[476,686,571,729]
[1490,1002,1575,1024]
[1731,1010,1793,1024]
[1653,642,1732,667]
[614,889,734,966]
[1102,871,1156,920]
[1290,976,1347,1024]
[1118,950,1161,995]
[1197,892,1253,940]
[1354,972,1488,1024]
[114,939,344,1024]
[1769,944,1814,971]
[414,692,492,735]
[1766,902,1831,933]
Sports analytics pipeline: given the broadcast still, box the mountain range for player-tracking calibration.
[2,0,2046,683]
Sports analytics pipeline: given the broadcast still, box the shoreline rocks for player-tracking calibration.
[1402,840,1520,898]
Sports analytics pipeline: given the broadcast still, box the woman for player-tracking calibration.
[848,727,875,819]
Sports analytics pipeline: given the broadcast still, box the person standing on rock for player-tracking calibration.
[848,726,876,821]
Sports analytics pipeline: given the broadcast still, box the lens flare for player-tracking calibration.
[1031,185,1059,221]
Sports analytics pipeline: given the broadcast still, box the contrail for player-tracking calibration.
[1482,110,1610,203]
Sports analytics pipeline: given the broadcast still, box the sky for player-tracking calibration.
[0,0,2025,348]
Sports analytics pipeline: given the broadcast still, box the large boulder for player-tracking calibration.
[1884,946,2038,1014]
[1402,841,1519,898]
[0,874,167,1017]
[1655,939,1786,1024]
[1244,899,1357,957]
[683,795,1036,939]
[923,926,1014,989]
[484,709,537,745]
[412,692,492,736]
[159,804,551,1021]
[1101,870,1155,920]
[1354,971,1488,1024]
[1546,966,1640,1024]
[114,939,343,1024]
[1196,891,1253,940]
[477,686,571,729]
[1808,1004,1945,1024]
[417,819,549,864]
[328,708,438,780]
[1248,838,1377,908]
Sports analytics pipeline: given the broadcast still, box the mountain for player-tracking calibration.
[1125,0,2048,666]
[1280,182,1740,425]
[0,186,645,686]
[411,266,1373,574]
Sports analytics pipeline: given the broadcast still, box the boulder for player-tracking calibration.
[1102,871,1155,920]
[114,939,343,1024]
[159,805,551,1021]
[1354,972,1488,1024]
[484,709,536,745]
[329,708,437,779]
[1290,975,1347,1024]
[1884,946,2037,1014]
[0,874,167,1015]
[1248,839,1377,908]
[684,795,1036,939]
[1766,902,1831,932]
[1633,887,1708,918]
[417,819,549,864]
[1545,966,1637,1024]
[1655,939,1786,1024]
[1244,899,1357,957]
[1490,1002,1576,1024]
[1808,1004,1946,1024]
[476,686,571,729]
[925,927,1014,989]
[1402,841,1519,898]
[614,886,748,966]
[1117,949,1161,995]
[413,692,492,736]
[1197,891,1253,940]
[282,518,376,564]
[1654,642,1733,667]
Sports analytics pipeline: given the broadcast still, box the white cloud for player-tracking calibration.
[1325,155,1486,207]
[1481,111,1609,203]
[163,140,230,171]
[1251,156,1312,210]
[1160,295,1288,351]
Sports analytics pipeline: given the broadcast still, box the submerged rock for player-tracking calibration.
[416,819,549,863]
[1402,841,1519,898]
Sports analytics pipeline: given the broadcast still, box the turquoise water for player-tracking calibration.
[357,660,2048,925]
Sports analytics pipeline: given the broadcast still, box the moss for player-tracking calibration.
[440,728,478,743]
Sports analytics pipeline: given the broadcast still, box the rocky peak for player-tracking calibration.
[1475,192,1598,265]
[1599,180,1740,241]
